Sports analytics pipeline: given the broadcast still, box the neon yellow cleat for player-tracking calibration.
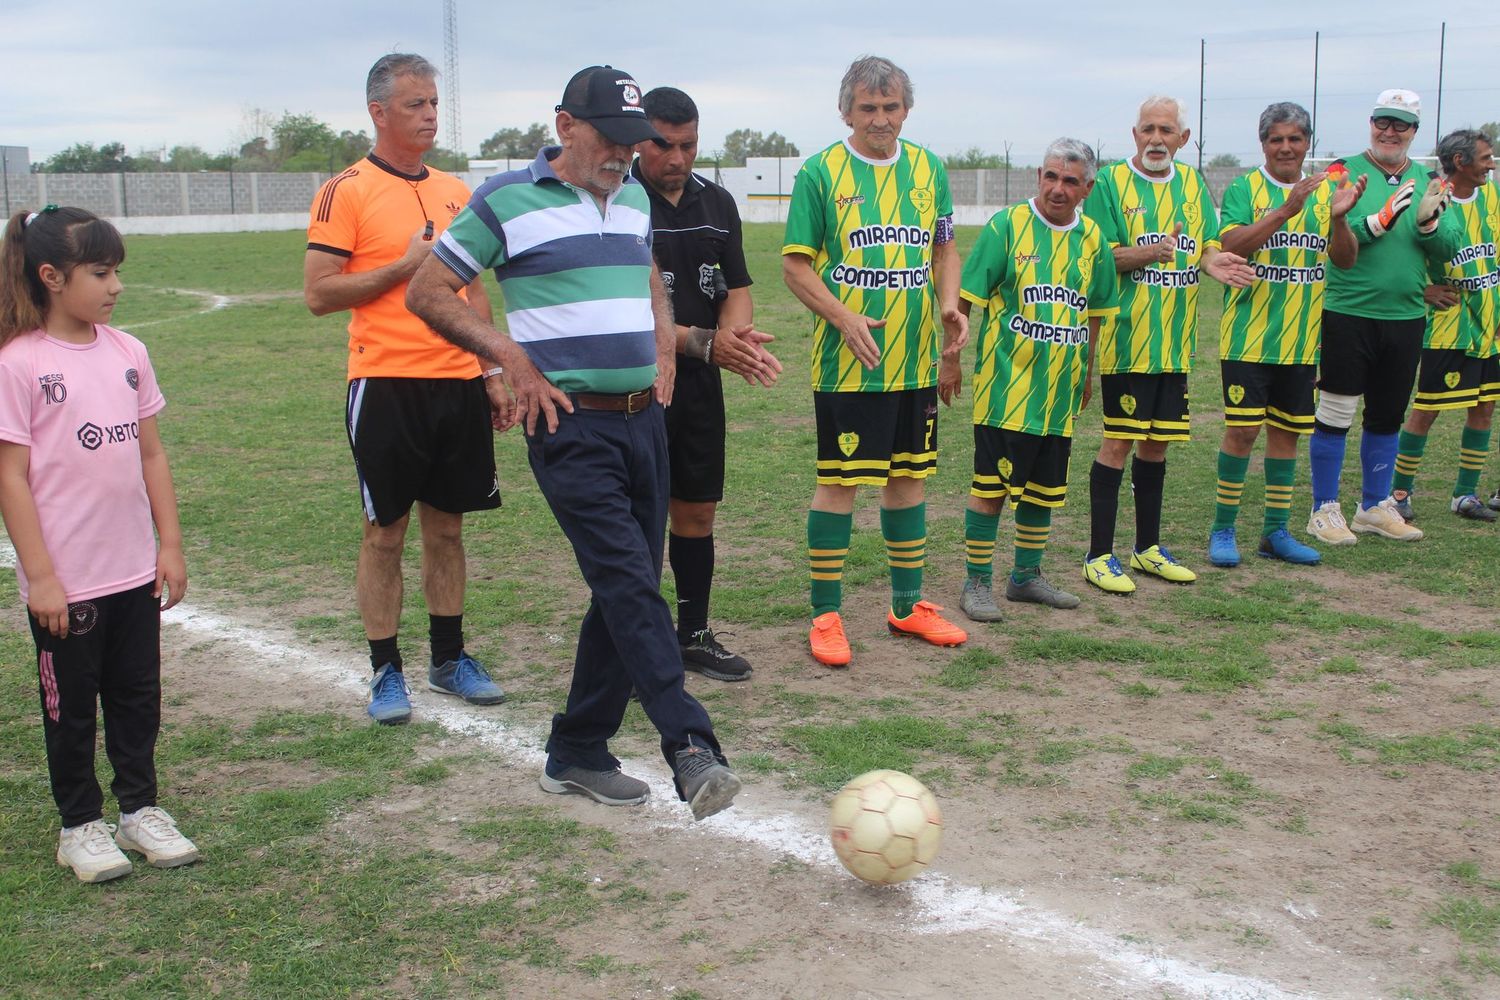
[1082,553,1136,594]
[1130,544,1197,584]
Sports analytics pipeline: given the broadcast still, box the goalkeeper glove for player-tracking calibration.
[1415,172,1452,234]
[1366,178,1416,237]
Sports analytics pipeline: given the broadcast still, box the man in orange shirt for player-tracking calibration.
[304,53,509,724]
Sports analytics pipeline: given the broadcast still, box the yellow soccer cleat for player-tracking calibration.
[1082,553,1136,594]
[1130,544,1197,584]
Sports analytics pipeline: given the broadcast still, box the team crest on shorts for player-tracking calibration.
[69,602,99,636]
[1228,384,1245,404]
[838,432,860,457]
[998,457,1013,481]
[1446,370,1462,388]
[1120,394,1137,416]
[909,187,933,214]
[1182,202,1200,226]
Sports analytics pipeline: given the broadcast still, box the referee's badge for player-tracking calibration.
[1228,384,1245,405]
[838,432,860,457]
[909,187,933,214]
[1120,394,1137,416]
[1446,371,1462,389]
[998,458,1013,481]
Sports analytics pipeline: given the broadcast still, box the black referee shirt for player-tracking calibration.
[630,162,753,333]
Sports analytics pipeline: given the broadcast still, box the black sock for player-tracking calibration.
[669,532,714,643]
[429,614,463,667]
[1088,462,1124,560]
[369,635,401,674]
[1132,456,1167,552]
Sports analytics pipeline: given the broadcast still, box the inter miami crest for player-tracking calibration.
[1119,394,1138,416]
[838,432,860,457]
[1228,384,1245,405]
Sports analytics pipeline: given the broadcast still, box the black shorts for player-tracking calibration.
[665,357,725,503]
[1100,372,1190,442]
[346,376,500,526]
[1413,348,1483,411]
[814,387,938,486]
[1220,360,1316,434]
[1317,310,1424,432]
[1480,356,1500,404]
[971,425,1073,507]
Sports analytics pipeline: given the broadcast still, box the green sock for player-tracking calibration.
[964,508,1000,583]
[808,509,852,616]
[1213,451,1251,531]
[1456,425,1491,497]
[1261,457,1297,536]
[1392,429,1427,496]
[882,503,925,618]
[1011,501,1051,581]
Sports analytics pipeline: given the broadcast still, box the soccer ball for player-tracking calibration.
[829,769,943,885]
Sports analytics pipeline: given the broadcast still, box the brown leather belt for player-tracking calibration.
[572,390,654,414]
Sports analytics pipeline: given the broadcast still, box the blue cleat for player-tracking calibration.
[368,663,412,724]
[1208,527,1241,568]
[428,653,506,705]
[1257,528,1321,565]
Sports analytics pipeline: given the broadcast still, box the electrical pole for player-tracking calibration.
[443,0,462,159]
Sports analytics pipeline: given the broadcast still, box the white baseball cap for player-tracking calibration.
[1373,89,1421,124]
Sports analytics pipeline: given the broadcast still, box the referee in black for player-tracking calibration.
[631,86,782,682]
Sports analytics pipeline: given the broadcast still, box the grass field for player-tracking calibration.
[0,224,1497,999]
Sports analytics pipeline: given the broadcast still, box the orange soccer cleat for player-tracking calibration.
[887,600,968,647]
[810,611,852,667]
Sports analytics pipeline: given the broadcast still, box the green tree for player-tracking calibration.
[1207,153,1241,168]
[720,129,800,166]
[426,147,468,172]
[1479,121,1500,143]
[40,142,131,173]
[945,146,1003,169]
[479,123,554,159]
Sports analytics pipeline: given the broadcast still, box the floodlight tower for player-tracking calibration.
[442,0,461,155]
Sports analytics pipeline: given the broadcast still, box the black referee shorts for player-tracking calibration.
[665,357,725,503]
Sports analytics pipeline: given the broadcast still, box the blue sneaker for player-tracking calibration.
[1208,527,1241,568]
[1257,528,1321,565]
[368,664,412,725]
[428,653,506,705]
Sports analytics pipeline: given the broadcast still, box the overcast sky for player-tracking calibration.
[7,1,1500,168]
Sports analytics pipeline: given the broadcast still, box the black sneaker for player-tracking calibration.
[673,744,741,821]
[679,629,752,682]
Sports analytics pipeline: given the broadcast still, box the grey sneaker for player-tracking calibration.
[1391,490,1415,522]
[1005,572,1081,609]
[1488,487,1500,512]
[679,629,752,681]
[539,764,649,806]
[959,576,1004,622]
[674,744,741,821]
[1452,494,1499,522]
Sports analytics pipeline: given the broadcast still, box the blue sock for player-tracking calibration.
[1360,431,1399,510]
[1308,427,1346,509]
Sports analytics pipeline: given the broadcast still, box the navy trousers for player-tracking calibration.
[525,401,722,773]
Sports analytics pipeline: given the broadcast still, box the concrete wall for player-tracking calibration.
[1,171,324,220]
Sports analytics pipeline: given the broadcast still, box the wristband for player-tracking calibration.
[703,337,715,364]
[482,366,504,379]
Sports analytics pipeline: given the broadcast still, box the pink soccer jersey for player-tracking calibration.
[0,325,165,602]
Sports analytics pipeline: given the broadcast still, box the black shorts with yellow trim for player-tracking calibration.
[1413,348,1483,411]
[1475,354,1499,404]
[1219,359,1316,435]
[1100,371,1190,441]
[814,386,938,486]
[971,425,1073,508]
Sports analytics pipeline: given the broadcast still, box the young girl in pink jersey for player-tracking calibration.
[0,205,198,882]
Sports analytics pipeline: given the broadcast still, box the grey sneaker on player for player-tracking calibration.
[116,806,200,868]
[1351,498,1424,541]
[1391,490,1415,522]
[57,820,132,883]
[959,576,1004,622]
[539,762,649,806]
[673,742,741,821]
[1488,487,1500,511]
[679,629,752,682]
[1004,572,1081,609]
[1452,494,1498,522]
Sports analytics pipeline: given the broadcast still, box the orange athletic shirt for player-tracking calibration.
[307,155,478,380]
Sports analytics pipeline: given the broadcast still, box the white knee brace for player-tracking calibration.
[1315,392,1358,430]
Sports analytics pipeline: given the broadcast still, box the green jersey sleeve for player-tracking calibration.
[1219,175,1252,232]
[782,163,826,258]
[1083,173,1125,249]
[959,212,1012,306]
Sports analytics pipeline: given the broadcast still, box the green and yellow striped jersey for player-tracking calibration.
[959,199,1118,437]
[1426,181,1500,359]
[782,138,953,392]
[1218,167,1339,366]
[1082,159,1221,374]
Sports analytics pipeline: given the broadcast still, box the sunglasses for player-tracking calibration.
[1370,116,1415,134]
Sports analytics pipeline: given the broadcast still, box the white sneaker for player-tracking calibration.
[1351,498,1425,541]
[57,820,133,883]
[1306,501,1358,546]
[116,806,200,868]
